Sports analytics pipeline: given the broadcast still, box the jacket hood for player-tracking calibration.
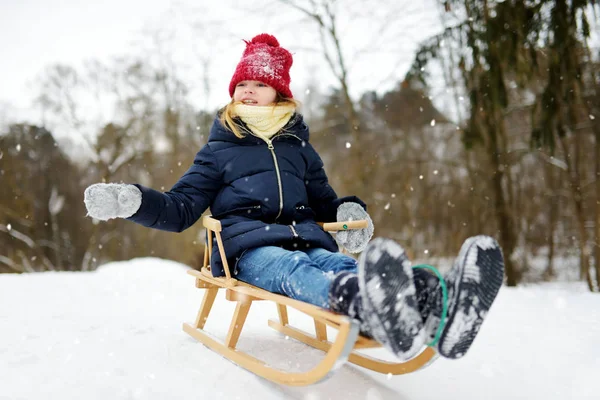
[208,111,309,144]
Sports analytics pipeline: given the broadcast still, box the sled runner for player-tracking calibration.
[182,215,438,386]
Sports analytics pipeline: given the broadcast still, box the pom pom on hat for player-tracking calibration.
[229,33,293,98]
[248,33,280,47]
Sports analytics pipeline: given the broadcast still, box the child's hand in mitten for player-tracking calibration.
[335,202,374,253]
[84,183,142,220]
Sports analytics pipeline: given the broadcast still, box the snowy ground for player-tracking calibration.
[1,258,598,400]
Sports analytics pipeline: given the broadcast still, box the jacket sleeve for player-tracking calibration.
[127,144,221,232]
[305,144,366,222]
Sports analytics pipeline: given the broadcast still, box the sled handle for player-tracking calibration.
[204,216,367,232]
[320,220,368,232]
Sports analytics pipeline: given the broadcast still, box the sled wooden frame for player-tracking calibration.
[182,215,438,386]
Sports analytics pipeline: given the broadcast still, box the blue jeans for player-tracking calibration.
[234,246,358,308]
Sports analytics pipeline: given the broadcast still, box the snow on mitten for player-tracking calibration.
[335,202,374,253]
[84,183,142,220]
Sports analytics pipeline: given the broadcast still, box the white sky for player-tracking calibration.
[0,0,163,106]
[0,257,598,399]
[0,0,445,132]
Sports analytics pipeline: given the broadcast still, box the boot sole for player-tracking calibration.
[358,238,425,360]
[438,236,504,359]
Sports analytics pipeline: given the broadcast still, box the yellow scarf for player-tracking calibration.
[232,103,296,139]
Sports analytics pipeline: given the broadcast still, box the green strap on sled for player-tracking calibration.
[412,264,448,347]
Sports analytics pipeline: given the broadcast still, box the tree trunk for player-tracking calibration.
[490,151,517,286]
[488,123,518,286]
[543,159,558,281]
[559,134,593,290]
[574,196,592,290]
[594,110,600,291]
[587,65,600,292]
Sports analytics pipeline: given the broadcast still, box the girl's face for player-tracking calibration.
[233,80,278,106]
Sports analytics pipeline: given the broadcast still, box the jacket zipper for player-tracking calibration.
[289,224,299,238]
[253,132,299,222]
[265,139,284,221]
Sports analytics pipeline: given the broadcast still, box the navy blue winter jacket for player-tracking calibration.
[127,112,365,276]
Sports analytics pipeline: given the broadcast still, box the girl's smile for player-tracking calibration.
[233,80,277,106]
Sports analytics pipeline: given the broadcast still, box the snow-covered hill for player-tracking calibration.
[1,258,598,400]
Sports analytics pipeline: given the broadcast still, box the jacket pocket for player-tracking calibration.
[212,205,262,219]
[293,205,316,221]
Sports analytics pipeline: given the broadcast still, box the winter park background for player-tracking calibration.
[1,1,600,399]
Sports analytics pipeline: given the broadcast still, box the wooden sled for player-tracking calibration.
[183,215,438,386]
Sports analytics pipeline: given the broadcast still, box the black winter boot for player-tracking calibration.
[328,271,372,337]
[358,238,425,360]
[414,235,505,359]
[412,266,440,336]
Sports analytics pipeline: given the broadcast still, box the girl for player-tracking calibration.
[84,33,505,361]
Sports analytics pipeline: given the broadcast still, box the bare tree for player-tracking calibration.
[277,0,441,198]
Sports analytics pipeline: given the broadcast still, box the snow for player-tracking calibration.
[1,257,598,400]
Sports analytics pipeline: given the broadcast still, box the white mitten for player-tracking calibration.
[84,183,142,220]
[335,202,374,253]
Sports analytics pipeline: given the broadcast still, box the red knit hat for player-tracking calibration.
[228,33,294,99]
